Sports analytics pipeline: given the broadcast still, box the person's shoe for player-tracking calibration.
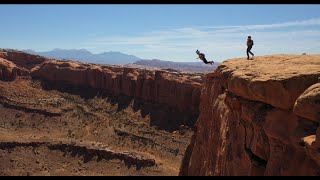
[247,58,250,60]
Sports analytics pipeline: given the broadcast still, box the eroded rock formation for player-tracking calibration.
[0,57,28,81]
[31,60,203,116]
[0,50,47,70]
[180,55,320,176]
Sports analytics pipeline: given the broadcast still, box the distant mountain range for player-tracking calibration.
[127,59,219,74]
[21,49,218,73]
[23,49,141,65]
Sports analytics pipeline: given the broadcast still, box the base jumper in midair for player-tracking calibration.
[196,50,214,65]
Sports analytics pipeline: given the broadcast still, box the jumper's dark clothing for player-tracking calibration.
[247,46,254,59]
[246,39,254,59]
[199,53,212,64]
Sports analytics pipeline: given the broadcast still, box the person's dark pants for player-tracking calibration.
[247,46,254,59]
[202,58,211,64]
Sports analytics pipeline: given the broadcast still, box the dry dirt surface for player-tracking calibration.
[0,76,194,176]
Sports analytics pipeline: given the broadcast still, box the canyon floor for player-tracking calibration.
[0,76,194,176]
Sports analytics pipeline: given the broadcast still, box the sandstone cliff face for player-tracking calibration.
[31,60,202,116]
[0,57,28,81]
[0,50,47,70]
[181,55,320,176]
[294,83,320,122]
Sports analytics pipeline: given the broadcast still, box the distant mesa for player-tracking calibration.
[21,48,141,65]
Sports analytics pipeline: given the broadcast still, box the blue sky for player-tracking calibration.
[0,5,320,62]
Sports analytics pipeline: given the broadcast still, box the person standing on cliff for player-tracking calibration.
[196,50,214,65]
[246,36,255,60]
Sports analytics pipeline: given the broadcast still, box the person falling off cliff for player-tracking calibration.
[196,50,214,65]
[246,36,255,60]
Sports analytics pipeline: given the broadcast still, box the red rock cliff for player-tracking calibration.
[180,55,320,176]
[31,60,202,116]
[0,57,28,81]
[0,50,47,70]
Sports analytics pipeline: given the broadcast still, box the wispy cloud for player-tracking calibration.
[83,18,320,62]
[203,18,320,32]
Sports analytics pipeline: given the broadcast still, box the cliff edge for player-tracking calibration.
[180,55,320,176]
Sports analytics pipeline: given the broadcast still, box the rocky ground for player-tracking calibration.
[3,50,319,176]
[0,76,194,176]
[181,54,320,176]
